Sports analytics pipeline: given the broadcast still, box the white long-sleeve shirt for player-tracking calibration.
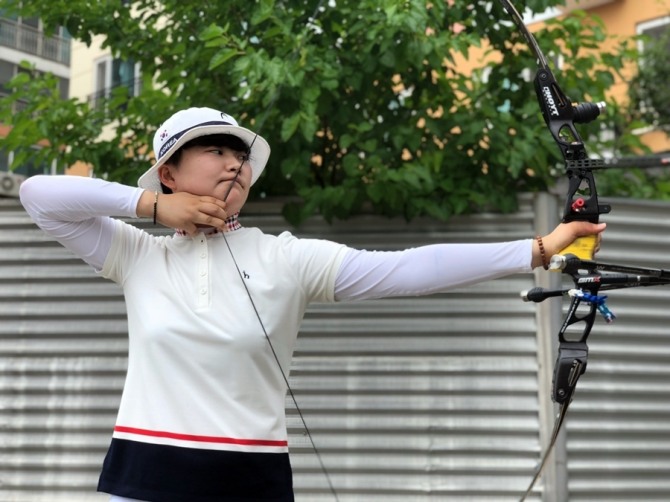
[19,175,533,501]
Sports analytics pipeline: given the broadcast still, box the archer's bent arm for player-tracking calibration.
[19,175,144,271]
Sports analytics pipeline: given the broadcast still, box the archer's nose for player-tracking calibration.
[224,154,244,172]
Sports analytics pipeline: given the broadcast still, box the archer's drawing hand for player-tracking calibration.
[138,190,229,236]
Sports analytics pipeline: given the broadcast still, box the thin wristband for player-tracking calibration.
[536,235,548,270]
[153,191,159,225]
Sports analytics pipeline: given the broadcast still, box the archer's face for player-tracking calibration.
[159,144,252,215]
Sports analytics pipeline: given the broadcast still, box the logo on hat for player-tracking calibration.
[160,129,169,142]
[159,136,179,158]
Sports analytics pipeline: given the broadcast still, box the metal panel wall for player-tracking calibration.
[0,193,554,501]
[0,199,127,501]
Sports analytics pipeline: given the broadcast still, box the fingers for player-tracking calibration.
[594,232,604,255]
[194,199,229,229]
[156,193,230,232]
[557,221,606,242]
[542,221,607,260]
[198,195,228,210]
[568,221,606,237]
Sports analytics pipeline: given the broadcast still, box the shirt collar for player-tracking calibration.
[175,212,242,237]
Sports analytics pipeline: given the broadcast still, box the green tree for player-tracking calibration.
[0,0,646,225]
[629,25,670,133]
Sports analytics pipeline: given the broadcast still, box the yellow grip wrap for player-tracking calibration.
[558,234,598,260]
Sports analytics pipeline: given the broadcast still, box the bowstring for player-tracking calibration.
[220,228,339,501]
[219,1,339,500]
[519,383,579,501]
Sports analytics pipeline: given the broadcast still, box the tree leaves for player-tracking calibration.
[0,0,645,226]
[629,27,670,132]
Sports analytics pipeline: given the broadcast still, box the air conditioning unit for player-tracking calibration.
[0,171,26,198]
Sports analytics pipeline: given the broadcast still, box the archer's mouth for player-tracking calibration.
[220,178,243,189]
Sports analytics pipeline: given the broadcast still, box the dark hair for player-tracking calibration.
[160,134,250,194]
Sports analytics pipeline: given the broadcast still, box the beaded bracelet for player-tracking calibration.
[153,191,159,225]
[536,235,548,270]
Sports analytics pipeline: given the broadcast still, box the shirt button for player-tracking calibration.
[200,289,207,295]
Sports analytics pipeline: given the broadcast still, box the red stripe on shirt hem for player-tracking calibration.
[114,425,289,447]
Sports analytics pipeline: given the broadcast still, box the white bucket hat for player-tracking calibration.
[138,107,271,193]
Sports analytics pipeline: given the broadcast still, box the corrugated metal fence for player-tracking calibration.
[1,193,669,501]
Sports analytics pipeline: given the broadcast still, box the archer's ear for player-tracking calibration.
[158,165,177,191]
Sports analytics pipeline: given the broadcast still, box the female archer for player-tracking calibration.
[19,107,605,501]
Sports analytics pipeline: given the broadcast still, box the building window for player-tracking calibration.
[0,147,52,178]
[112,59,137,91]
[634,17,670,128]
[91,57,140,109]
[0,62,68,112]
[0,148,9,171]
[0,59,13,97]
[638,17,670,42]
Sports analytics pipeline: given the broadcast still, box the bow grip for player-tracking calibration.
[558,235,598,261]
[558,167,611,260]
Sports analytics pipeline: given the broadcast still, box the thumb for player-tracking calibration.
[587,221,607,235]
[573,221,606,237]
